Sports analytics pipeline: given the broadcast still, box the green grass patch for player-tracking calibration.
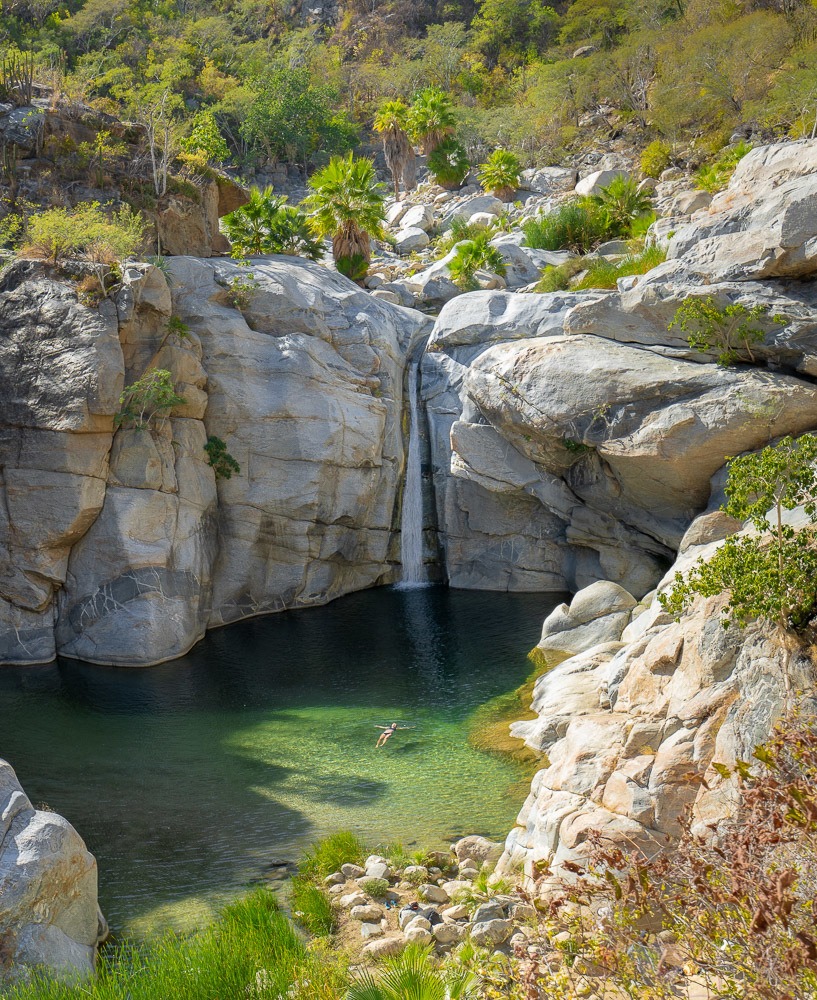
[298,829,366,881]
[5,889,344,1000]
[572,244,667,290]
[290,876,336,936]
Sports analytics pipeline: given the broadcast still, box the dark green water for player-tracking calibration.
[0,586,563,937]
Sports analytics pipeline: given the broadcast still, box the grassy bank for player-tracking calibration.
[3,890,345,1000]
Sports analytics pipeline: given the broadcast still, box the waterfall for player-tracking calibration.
[399,361,427,587]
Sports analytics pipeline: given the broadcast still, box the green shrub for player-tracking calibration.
[347,943,480,1000]
[432,216,495,259]
[204,436,240,479]
[22,202,147,278]
[640,139,672,178]
[694,140,752,193]
[223,187,322,259]
[477,148,521,200]
[660,434,817,630]
[448,231,506,290]
[290,876,335,936]
[115,369,186,430]
[534,257,584,292]
[181,110,229,165]
[522,199,611,254]
[668,296,783,365]
[427,137,470,189]
[298,830,367,881]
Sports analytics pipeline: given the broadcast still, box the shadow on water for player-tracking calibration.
[0,585,566,936]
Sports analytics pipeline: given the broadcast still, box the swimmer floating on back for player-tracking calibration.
[375,722,414,747]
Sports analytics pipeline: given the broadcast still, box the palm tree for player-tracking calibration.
[478,148,522,201]
[373,99,416,198]
[302,153,386,282]
[591,175,653,237]
[346,944,480,1000]
[408,87,457,155]
[222,187,322,259]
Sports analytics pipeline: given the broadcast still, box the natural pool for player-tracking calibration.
[0,585,564,938]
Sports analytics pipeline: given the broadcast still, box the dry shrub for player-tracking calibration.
[518,712,817,999]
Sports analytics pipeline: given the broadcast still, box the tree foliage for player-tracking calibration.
[223,187,322,260]
[116,369,186,430]
[302,154,385,281]
[660,434,817,630]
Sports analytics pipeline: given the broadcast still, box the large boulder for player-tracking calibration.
[538,581,637,654]
[666,138,817,281]
[0,759,104,982]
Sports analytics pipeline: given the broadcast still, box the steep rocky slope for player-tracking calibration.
[422,139,817,597]
[2,139,817,668]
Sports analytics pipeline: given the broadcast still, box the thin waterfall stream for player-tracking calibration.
[399,360,427,586]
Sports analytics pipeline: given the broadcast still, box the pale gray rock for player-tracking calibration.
[452,835,503,868]
[418,883,449,904]
[404,924,434,944]
[447,195,503,223]
[340,891,369,909]
[360,922,384,939]
[574,169,629,196]
[0,759,104,982]
[470,919,513,946]
[0,262,123,665]
[351,904,384,922]
[400,205,435,232]
[341,863,366,879]
[498,521,817,887]
[361,936,405,957]
[520,167,578,194]
[666,138,817,281]
[538,582,636,654]
[433,922,465,943]
[395,227,430,254]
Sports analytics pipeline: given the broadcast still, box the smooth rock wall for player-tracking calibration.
[0,257,428,665]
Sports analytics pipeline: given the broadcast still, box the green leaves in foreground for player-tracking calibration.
[346,943,480,1000]
[660,434,817,630]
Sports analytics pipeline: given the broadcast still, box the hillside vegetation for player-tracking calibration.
[2,0,814,185]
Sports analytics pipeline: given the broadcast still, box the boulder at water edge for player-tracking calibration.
[0,759,104,982]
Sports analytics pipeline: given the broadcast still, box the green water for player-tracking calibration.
[0,586,563,937]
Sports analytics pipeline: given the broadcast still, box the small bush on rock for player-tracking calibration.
[668,296,784,365]
[115,369,185,430]
[640,139,672,178]
[572,244,667,290]
[448,231,506,290]
[204,436,240,480]
[694,140,752,192]
[660,433,817,631]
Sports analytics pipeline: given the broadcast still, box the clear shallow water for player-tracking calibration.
[0,586,564,938]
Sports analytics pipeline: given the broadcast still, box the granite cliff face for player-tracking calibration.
[2,139,817,667]
[0,257,427,666]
